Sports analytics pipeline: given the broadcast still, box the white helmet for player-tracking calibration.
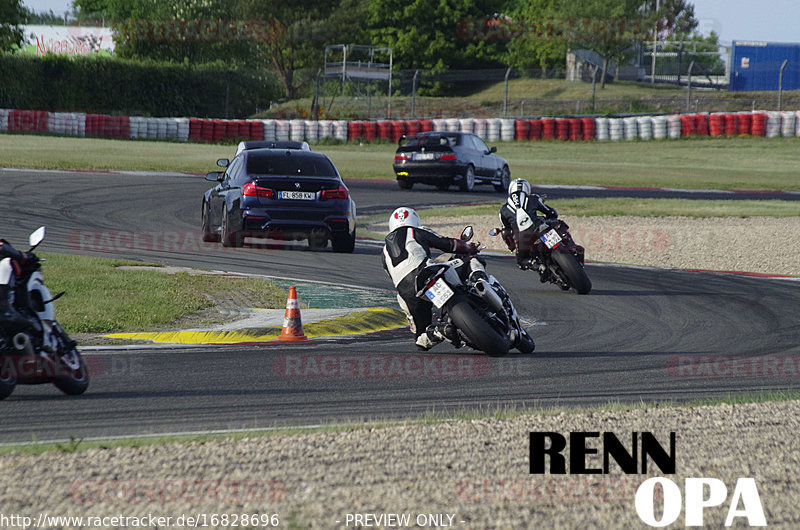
[508,178,531,196]
[507,178,531,210]
[389,207,421,232]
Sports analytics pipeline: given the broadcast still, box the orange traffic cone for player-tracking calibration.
[278,286,308,341]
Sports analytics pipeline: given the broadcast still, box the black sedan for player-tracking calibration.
[201,147,356,252]
[393,131,511,192]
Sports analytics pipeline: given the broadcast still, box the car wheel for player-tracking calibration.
[459,165,475,192]
[494,166,511,193]
[397,179,413,190]
[221,208,241,248]
[201,201,220,243]
[331,229,356,253]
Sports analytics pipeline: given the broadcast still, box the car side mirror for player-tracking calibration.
[489,146,497,154]
[205,171,224,182]
[217,158,230,168]
[460,226,474,242]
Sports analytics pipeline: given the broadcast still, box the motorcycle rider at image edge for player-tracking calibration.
[0,239,44,348]
[499,178,559,268]
[382,207,485,351]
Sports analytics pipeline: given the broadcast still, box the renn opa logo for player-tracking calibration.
[529,432,766,527]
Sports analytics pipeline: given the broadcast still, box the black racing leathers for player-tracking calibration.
[499,193,557,263]
[382,226,461,337]
[0,240,41,339]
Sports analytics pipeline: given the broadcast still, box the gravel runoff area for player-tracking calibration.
[2,401,799,528]
[374,215,800,277]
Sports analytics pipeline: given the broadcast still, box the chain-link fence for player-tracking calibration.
[285,60,800,120]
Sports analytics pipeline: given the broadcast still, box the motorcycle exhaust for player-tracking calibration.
[12,333,35,357]
[474,279,506,315]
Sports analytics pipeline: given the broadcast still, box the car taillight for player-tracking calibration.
[440,153,457,161]
[395,153,409,161]
[241,182,274,198]
[321,185,349,200]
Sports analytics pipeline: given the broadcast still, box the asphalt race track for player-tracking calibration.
[1,169,799,443]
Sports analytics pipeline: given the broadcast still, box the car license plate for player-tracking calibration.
[541,229,562,249]
[413,153,435,161]
[425,278,454,308]
[278,191,315,200]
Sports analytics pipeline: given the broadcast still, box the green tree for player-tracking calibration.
[367,0,507,71]
[642,0,697,38]
[239,0,368,99]
[23,8,67,25]
[101,0,251,65]
[503,0,568,78]
[0,0,25,51]
[72,0,109,22]
[641,0,698,81]
[557,0,643,88]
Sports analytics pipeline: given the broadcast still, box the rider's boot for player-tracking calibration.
[424,322,462,349]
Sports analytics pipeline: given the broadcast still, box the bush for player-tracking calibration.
[0,53,281,118]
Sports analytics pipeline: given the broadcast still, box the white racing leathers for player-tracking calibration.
[383,226,482,347]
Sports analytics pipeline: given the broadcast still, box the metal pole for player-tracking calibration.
[342,45,347,98]
[686,61,694,112]
[411,69,419,117]
[387,49,393,119]
[591,65,598,112]
[651,0,660,84]
[225,73,230,119]
[778,59,788,111]
[503,67,511,116]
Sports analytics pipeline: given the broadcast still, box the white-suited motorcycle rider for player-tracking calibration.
[382,207,489,351]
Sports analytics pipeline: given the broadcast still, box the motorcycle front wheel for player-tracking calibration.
[0,354,16,400]
[449,299,510,357]
[53,350,89,396]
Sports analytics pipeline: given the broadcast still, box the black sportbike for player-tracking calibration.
[415,226,535,357]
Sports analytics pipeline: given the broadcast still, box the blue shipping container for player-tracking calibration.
[730,41,800,91]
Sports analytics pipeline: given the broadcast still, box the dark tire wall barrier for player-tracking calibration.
[1,109,799,143]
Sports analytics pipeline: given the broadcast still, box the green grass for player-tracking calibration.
[41,253,288,334]
[2,389,798,455]
[3,134,799,191]
[0,134,234,174]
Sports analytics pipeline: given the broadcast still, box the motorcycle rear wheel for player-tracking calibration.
[552,250,592,294]
[449,299,510,357]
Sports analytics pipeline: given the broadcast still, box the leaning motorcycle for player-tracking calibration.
[415,226,534,357]
[0,227,89,400]
[493,196,591,295]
